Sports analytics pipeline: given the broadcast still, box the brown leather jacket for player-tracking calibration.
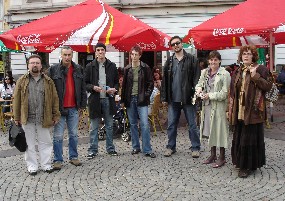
[121,62,154,107]
[13,73,61,127]
[228,65,272,126]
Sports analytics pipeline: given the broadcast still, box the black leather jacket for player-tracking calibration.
[161,50,200,105]
[48,61,87,115]
[121,61,154,107]
[85,58,119,119]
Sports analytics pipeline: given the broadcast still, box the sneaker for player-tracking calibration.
[192,151,200,158]
[28,171,37,176]
[108,151,118,156]
[131,149,141,155]
[145,153,156,158]
[87,153,97,160]
[44,168,54,173]
[69,159,82,166]
[53,162,62,170]
[164,148,176,157]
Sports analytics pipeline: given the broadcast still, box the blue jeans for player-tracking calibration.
[127,96,152,154]
[166,102,200,151]
[88,98,115,154]
[53,107,79,162]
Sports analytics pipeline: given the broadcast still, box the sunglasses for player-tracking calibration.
[170,41,181,47]
[4,78,9,80]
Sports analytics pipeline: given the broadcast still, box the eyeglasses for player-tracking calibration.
[29,62,41,65]
[242,53,253,56]
[170,41,181,47]
[4,78,9,80]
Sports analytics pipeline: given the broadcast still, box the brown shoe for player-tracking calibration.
[69,159,82,166]
[192,151,200,158]
[53,162,62,170]
[164,148,176,157]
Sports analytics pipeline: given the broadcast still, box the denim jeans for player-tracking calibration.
[166,102,200,151]
[53,107,79,162]
[127,96,152,154]
[88,98,115,154]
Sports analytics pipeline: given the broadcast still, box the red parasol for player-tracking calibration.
[183,0,285,50]
[0,0,170,52]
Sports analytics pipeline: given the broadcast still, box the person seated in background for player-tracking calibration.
[199,58,208,70]
[1,76,16,113]
[148,81,160,114]
[276,65,285,94]
[153,69,162,90]
[115,75,124,110]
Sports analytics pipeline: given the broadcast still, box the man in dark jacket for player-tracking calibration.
[121,45,156,158]
[48,46,87,170]
[85,43,118,159]
[161,36,201,158]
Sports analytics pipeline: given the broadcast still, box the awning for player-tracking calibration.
[0,40,20,52]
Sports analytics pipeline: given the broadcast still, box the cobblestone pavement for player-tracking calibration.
[0,125,285,201]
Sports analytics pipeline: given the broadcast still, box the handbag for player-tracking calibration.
[265,83,279,102]
[265,72,279,103]
[8,120,28,152]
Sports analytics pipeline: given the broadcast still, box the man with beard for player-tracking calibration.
[48,46,87,170]
[13,54,61,175]
[161,35,201,158]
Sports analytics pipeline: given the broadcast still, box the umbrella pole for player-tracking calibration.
[269,31,274,122]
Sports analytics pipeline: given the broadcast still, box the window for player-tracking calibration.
[26,0,48,3]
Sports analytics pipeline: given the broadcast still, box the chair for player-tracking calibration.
[78,108,90,130]
[0,99,13,132]
[148,93,164,135]
[0,106,6,132]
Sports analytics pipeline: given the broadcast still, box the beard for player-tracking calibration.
[174,47,183,53]
[31,66,39,73]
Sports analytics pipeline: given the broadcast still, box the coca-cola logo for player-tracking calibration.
[213,28,244,36]
[17,34,42,44]
[137,42,156,50]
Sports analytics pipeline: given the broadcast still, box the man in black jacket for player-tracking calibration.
[85,43,118,159]
[48,46,87,170]
[161,36,201,158]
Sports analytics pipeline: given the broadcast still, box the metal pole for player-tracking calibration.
[269,32,275,122]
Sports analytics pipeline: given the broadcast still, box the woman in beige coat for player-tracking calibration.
[196,51,231,168]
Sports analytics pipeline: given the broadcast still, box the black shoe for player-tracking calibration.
[131,149,141,155]
[108,151,118,156]
[145,153,156,158]
[44,168,54,173]
[29,171,37,176]
[87,153,97,159]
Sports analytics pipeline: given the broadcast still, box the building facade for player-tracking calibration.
[5,0,250,75]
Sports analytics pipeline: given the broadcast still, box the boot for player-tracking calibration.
[203,146,217,164]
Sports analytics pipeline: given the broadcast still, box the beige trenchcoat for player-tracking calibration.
[195,67,231,148]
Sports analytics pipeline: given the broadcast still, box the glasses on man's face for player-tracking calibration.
[242,52,253,56]
[4,78,9,80]
[29,62,41,65]
[170,41,181,47]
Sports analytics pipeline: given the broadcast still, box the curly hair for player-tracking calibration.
[238,45,259,64]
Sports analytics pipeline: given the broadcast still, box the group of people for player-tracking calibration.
[162,36,272,178]
[12,35,273,179]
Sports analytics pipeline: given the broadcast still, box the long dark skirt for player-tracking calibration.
[231,121,266,170]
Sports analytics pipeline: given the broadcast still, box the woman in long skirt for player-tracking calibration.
[228,45,272,178]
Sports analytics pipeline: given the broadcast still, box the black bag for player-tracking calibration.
[8,121,28,152]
